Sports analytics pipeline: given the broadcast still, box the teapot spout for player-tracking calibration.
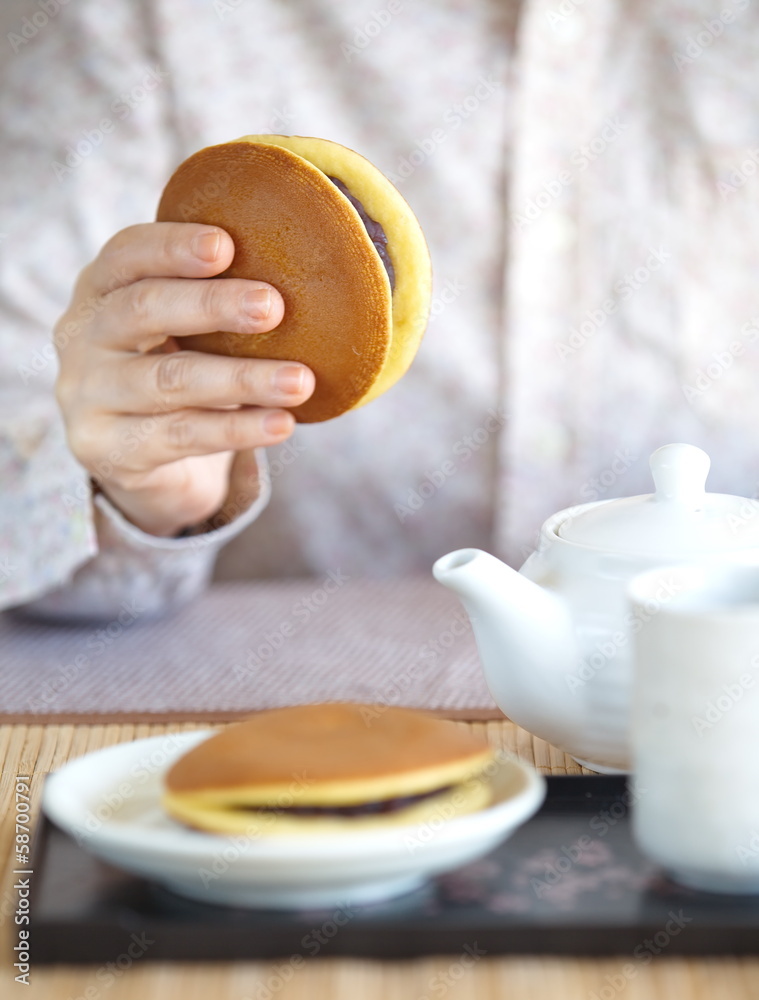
[433,549,580,743]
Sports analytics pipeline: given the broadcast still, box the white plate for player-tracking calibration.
[42,731,546,909]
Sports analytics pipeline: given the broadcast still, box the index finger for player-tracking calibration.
[82,222,236,296]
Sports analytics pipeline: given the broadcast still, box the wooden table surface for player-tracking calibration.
[2,720,758,1000]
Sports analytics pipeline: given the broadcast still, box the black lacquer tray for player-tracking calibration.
[29,776,759,962]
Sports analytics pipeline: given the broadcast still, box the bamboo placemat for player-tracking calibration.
[1,579,500,725]
[2,721,758,999]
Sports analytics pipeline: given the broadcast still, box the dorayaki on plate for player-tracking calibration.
[163,703,495,835]
[156,135,432,423]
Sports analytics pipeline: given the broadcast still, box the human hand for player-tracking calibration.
[54,222,314,536]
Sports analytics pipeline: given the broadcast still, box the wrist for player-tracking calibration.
[92,479,221,538]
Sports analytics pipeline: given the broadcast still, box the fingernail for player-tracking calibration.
[192,231,220,262]
[243,288,272,320]
[272,365,305,395]
[263,411,293,436]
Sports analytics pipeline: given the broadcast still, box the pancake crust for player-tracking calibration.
[236,135,432,408]
[164,703,494,821]
[156,141,392,422]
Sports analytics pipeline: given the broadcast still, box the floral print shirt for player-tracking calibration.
[2,0,759,618]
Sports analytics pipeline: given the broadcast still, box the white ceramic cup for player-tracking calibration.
[628,564,759,893]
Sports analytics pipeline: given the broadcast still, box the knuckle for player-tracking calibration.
[54,373,75,412]
[53,365,77,410]
[121,281,154,329]
[73,262,95,297]
[53,309,81,351]
[231,360,262,399]
[108,467,142,491]
[77,363,99,399]
[65,417,97,465]
[98,227,136,274]
[93,228,140,294]
[52,318,69,353]
[223,410,255,450]
[163,224,193,265]
[197,278,229,324]
[165,412,196,450]
[154,353,192,397]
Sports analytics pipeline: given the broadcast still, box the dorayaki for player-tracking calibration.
[157,135,432,422]
[163,703,494,835]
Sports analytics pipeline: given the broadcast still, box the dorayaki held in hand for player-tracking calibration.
[157,135,432,422]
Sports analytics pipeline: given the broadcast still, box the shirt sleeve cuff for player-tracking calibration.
[93,447,271,550]
[15,448,270,623]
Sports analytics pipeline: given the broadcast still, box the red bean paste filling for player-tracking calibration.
[235,785,453,817]
[328,176,396,292]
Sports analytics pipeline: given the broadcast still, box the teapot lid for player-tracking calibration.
[558,444,759,555]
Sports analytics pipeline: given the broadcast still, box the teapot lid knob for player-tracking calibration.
[650,443,710,505]
[560,441,759,554]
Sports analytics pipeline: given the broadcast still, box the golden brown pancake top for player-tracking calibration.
[157,142,392,423]
[165,703,492,795]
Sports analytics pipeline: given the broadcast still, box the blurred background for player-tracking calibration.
[2,0,759,597]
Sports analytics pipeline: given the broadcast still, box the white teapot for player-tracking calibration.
[433,444,759,773]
